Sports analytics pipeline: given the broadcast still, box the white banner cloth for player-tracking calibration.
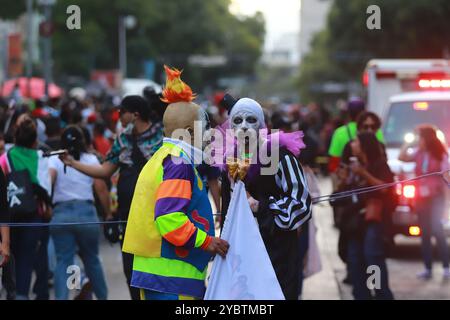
[204,181,285,300]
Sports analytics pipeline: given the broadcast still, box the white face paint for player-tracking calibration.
[231,111,260,133]
[231,110,260,153]
[229,98,265,155]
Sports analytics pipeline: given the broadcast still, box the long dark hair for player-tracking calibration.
[356,111,381,131]
[417,124,447,162]
[60,125,87,160]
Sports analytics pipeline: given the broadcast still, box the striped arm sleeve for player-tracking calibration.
[269,153,312,230]
[154,156,210,249]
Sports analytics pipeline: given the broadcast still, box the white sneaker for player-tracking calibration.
[443,268,450,279]
[417,269,432,280]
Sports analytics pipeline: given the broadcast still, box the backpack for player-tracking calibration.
[5,152,38,221]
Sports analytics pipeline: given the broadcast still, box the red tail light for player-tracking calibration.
[362,71,369,87]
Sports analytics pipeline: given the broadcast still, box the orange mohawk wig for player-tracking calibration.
[161,65,195,104]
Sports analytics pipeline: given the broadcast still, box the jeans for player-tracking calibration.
[10,217,45,300]
[347,222,394,300]
[47,237,57,275]
[50,200,108,300]
[417,195,450,270]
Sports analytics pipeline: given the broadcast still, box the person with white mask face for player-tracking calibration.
[219,97,312,300]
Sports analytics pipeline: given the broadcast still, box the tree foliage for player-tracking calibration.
[0,0,265,88]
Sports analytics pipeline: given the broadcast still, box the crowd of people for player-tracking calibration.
[0,71,448,300]
[328,98,450,300]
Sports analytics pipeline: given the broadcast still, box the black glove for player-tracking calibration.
[103,217,123,244]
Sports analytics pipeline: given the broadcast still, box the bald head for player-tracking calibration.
[163,101,201,139]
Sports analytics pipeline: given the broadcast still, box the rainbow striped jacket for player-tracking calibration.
[123,139,214,298]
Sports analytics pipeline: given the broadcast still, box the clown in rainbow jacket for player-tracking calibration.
[122,66,229,300]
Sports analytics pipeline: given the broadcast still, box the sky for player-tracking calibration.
[230,0,301,51]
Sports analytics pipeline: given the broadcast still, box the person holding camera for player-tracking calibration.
[336,132,394,300]
[48,126,112,300]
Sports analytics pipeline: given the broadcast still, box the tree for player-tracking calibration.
[1,0,265,89]
[298,0,450,103]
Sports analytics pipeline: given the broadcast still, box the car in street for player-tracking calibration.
[383,91,450,239]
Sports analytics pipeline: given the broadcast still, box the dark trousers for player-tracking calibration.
[261,228,299,300]
[2,254,16,300]
[10,218,44,300]
[347,222,394,300]
[120,238,140,300]
[298,223,309,298]
[417,195,450,270]
[33,227,49,300]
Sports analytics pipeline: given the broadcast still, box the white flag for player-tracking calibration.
[205,181,285,300]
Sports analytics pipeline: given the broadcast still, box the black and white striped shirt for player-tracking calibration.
[268,153,312,230]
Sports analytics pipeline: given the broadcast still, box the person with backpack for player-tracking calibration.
[0,115,52,300]
[338,132,395,300]
[60,95,163,300]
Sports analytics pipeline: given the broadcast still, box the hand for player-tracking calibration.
[204,236,229,258]
[103,216,121,244]
[104,213,114,221]
[248,196,259,213]
[337,167,349,181]
[104,209,115,222]
[0,241,10,267]
[44,206,52,221]
[350,162,366,176]
[59,150,74,167]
